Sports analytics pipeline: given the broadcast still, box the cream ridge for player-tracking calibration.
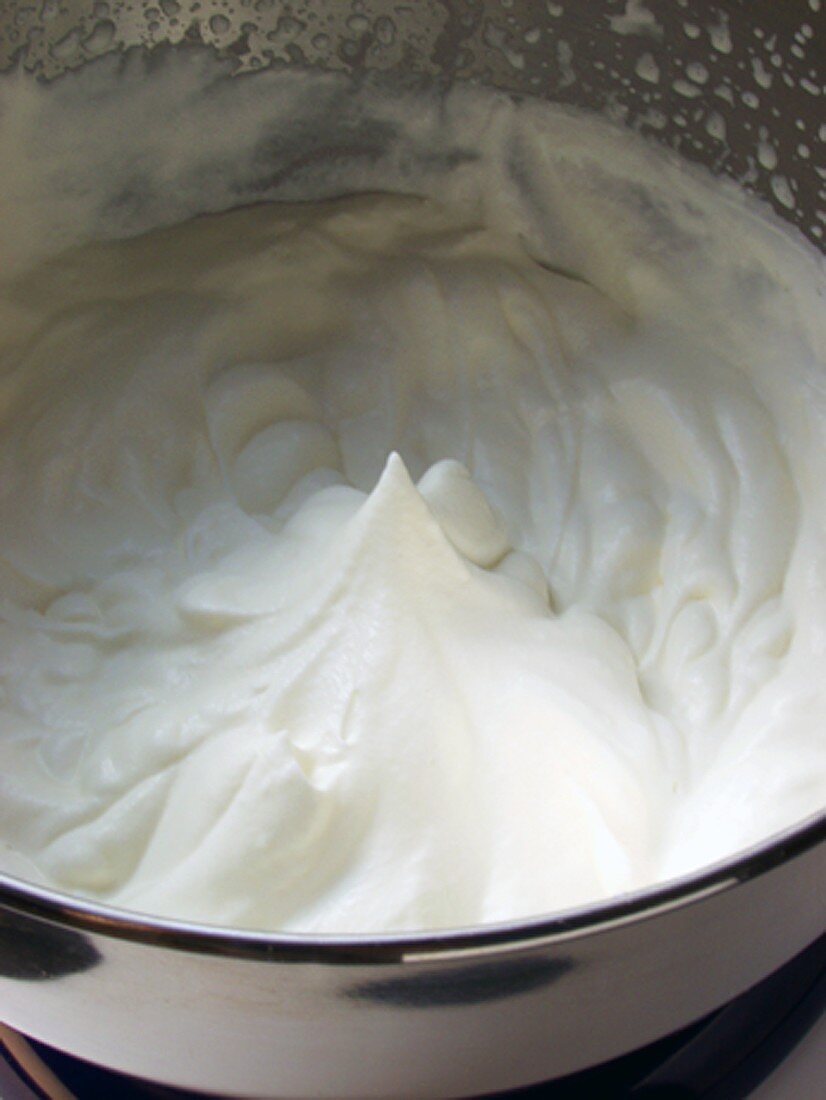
[0,65,823,932]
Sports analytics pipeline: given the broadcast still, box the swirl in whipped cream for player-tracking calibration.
[0,76,823,932]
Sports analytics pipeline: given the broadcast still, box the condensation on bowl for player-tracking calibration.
[0,0,823,247]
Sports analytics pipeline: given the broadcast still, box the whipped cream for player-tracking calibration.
[0,61,823,932]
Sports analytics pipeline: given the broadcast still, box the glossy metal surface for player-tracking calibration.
[0,816,823,1097]
[0,2,824,1096]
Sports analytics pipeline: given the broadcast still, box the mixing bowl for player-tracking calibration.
[0,2,823,1096]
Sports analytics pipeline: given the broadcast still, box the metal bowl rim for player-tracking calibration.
[0,807,823,964]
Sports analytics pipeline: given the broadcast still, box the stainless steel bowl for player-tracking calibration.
[0,2,824,1096]
[0,815,823,1097]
